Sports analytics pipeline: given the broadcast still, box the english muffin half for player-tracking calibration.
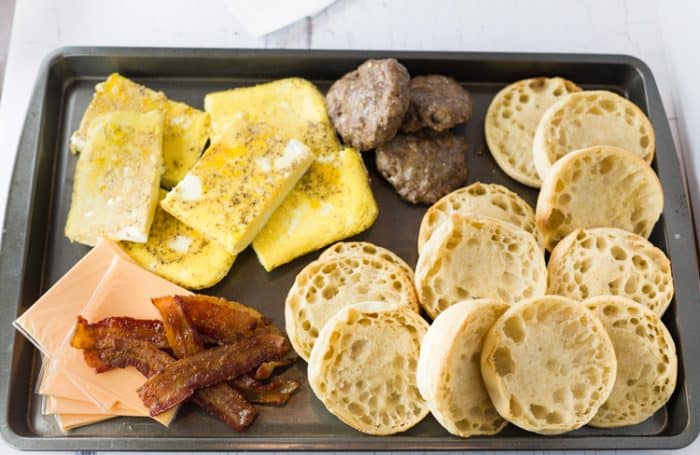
[536,145,663,251]
[481,296,617,435]
[417,299,509,437]
[548,228,674,315]
[418,182,540,254]
[308,301,430,435]
[585,295,677,428]
[485,77,581,187]
[319,241,414,280]
[533,90,655,181]
[285,253,418,360]
[415,215,546,319]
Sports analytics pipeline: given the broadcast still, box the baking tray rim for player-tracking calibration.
[1,46,699,451]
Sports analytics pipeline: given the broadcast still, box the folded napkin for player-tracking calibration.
[224,0,336,37]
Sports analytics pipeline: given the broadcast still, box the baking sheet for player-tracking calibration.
[0,48,698,451]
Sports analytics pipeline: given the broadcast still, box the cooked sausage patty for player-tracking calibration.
[376,130,468,204]
[401,75,472,133]
[326,58,410,151]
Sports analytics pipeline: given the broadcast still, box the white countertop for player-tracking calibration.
[0,0,698,453]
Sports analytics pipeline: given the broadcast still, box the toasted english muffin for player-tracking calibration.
[585,296,677,428]
[548,228,673,315]
[533,90,655,181]
[285,253,418,361]
[418,182,540,254]
[415,215,546,319]
[535,145,663,251]
[319,241,414,280]
[417,299,509,437]
[485,77,581,187]
[481,296,617,435]
[308,301,429,435]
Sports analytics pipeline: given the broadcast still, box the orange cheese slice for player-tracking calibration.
[45,396,142,417]
[49,253,189,425]
[55,413,116,432]
[38,363,118,410]
[13,239,130,356]
[15,239,190,428]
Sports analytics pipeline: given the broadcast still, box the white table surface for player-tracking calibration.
[0,0,698,453]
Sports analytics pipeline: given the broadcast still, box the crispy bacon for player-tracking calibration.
[151,296,256,430]
[82,334,258,431]
[74,295,283,349]
[191,385,256,431]
[71,316,169,350]
[152,296,205,357]
[76,295,296,430]
[253,356,295,380]
[83,338,173,376]
[231,374,301,405]
[137,334,288,415]
[177,294,276,343]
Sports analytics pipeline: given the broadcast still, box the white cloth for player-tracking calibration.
[224,0,336,37]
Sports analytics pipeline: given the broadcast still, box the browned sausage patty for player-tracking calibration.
[326,58,410,151]
[376,130,468,204]
[401,75,472,133]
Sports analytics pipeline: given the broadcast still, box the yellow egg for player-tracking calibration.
[65,111,163,246]
[205,78,378,271]
[70,73,210,188]
[161,122,316,256]
[119,190,236,289]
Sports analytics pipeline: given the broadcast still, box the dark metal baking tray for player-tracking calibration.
[1,47,699,451]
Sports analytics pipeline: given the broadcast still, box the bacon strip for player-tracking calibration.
[82,335,258,431]
[231,375,301,405]
[73,295,282,350]
[191,385,255,431]
[253,357,295,380]
[137,334,288,415]
[152,296,205,357]
[83,338,173,376]
[71,316,168,350]
[177,294,275,343]
[151,296,256,430]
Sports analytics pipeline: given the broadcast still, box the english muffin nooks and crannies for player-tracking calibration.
[535,145,663,251]
[481,296,617,435]
[285,253,418,360]
[485,77,581,187]
[415,215,546,319]
[417,299,509,437]
[319,241,414,280]
[417,182,540,255]
[308,302,430,435]
[548,228,674,315]
[584,296,677,428]
[533,90,655,181]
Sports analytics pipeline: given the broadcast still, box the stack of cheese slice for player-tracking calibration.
[14,240,189,431]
